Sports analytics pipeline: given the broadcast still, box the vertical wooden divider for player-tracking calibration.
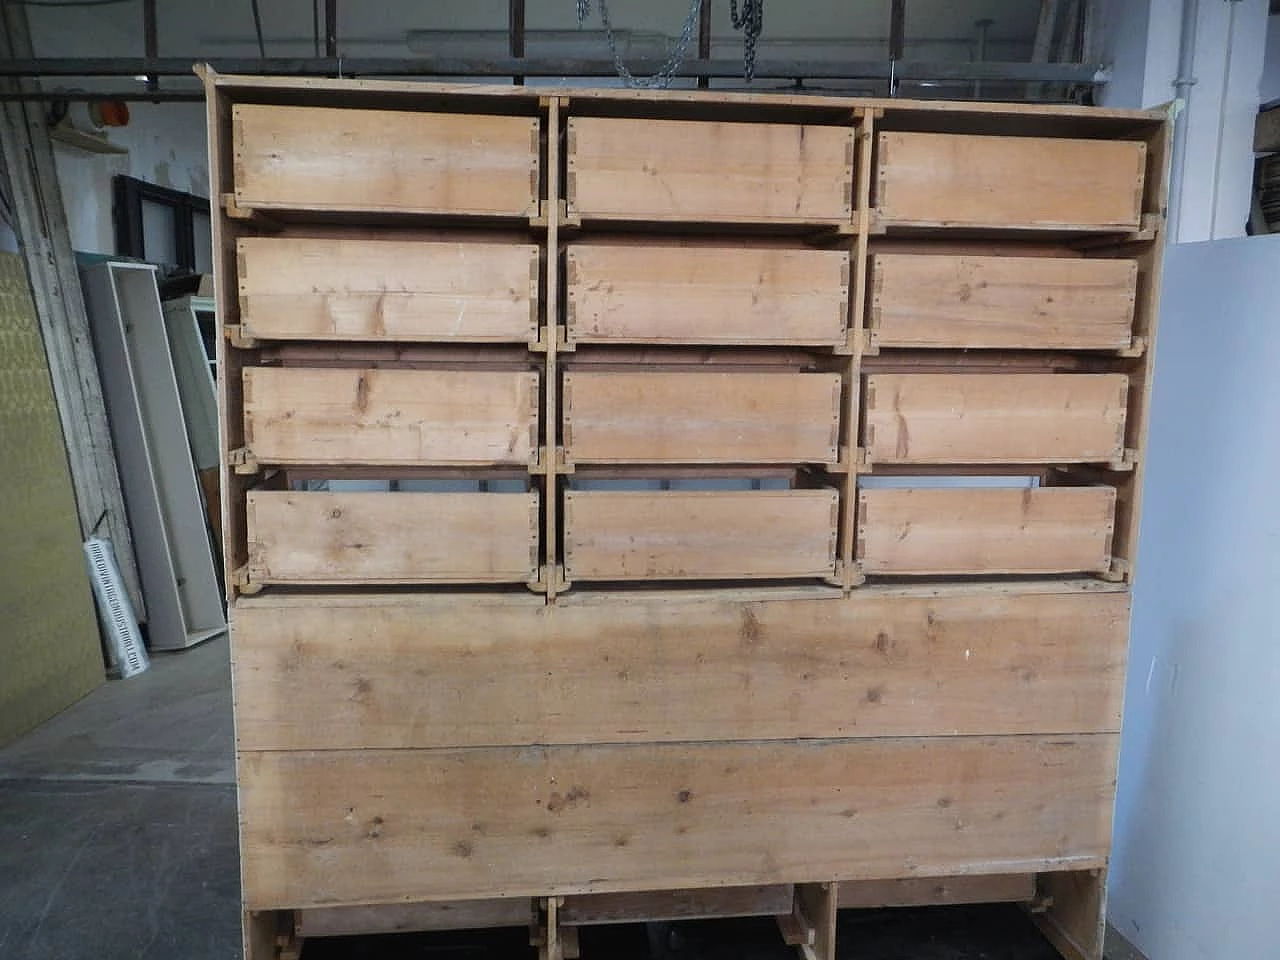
[544,97,563,600]
[843,108,876,591]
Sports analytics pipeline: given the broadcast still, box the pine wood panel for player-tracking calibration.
[232,104,540,217]
[837,874,1036,909]
[231,590,1129,750]
[566,243,849,346]
[296,900,534,937]
[560,885,795,925]
[857,487,1117,576]
[242,367,538,467]
[567,117,854,223]
[563,372,841,465]
[237,237,539,343]
[563,490,838,581]
[245,491,538,586]
[876,132,1146,230]
[863,374,1128,465]
[238,734,1118,909]
[869,254,1138,350]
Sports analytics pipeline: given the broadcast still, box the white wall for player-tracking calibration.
[1109,232,1280,960]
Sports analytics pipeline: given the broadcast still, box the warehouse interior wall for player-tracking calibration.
[1108,232,1280,960]
[1262,10,1280,103]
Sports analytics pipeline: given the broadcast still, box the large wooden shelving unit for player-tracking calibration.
[201,67,1169,960]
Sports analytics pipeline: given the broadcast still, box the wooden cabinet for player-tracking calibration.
[206,71,1167,960]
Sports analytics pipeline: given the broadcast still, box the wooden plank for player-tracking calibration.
[238,734,1118,909]
[565,243,848,346]
[1034,869,1107,960]
[869,254,1137,350]
[296,899,533,937]
[795,883,837,960]
[560,885,793,925]
[563,372,841,465]
[857,486,1116,575]
[232,104,539,217]
[863,374,1128,465]
[876,132,1146,230]
[242,367,538,466]
[563,490,838,581]
[230,590,1130,750]
[238,237,539,343]
[837,873,1036,908]
[544,96,563,598]
[245,491,539,585]
[567,116,854,223]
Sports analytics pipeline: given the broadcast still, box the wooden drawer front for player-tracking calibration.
[239,734,1117,908]
[567,117,854,223]
[563,372,842,465]
[231,591,1129,750]
[869,254,1138,350]
[863,373,1127,465]
[876,132,1146,230]
[563,490,838,581]
[857,486,1116,575]
[566,243,849,346]
[246,491,538,585]
[243,367,538,466]
[238,238,539,343]
[232,104,539,217]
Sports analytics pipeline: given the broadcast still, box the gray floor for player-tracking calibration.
[0,637,240,960]
[0,636,1145,960]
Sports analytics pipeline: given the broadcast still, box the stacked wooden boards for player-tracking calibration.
[201,68,1169,960]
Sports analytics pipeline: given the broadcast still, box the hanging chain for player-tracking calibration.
[729,0,763,81]
[577,0,702,89]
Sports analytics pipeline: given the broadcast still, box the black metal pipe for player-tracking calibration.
[142,0,157,92]
[0,57,1109,83]
[509,0,525,86]
[889,0,906,60]
[697,0,712,89]
[324,0,337,58]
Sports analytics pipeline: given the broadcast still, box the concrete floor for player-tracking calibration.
[0,636,1138,960]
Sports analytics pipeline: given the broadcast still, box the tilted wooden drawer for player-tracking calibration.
[242,367,539,466]
[566,243,849,346]
[238,237,539,343]
[857,486,1117,575]
[869,254,1138,351]
[232,104,540,217]
[876,132,1146,230]
[232,591,1130,751]
[563,489,838,581]
[563,372,842,465]
[566,116,854,223]
[245,491,539,586]
[863,373,1128,465]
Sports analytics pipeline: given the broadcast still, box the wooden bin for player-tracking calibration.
[563,489,839,581]
[862,373,1129,465]
[238,237,540,343]
[566,116,855,224]
[232,104,540,217]
[856,485,1117,576]
[242,367,539,467]
[875,131,1147,231]
[245,490,540,586]
[868,254,1138,351]
[562,371,842,465]
[566,242,850,346]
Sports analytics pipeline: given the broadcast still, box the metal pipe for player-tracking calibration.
[509,0,525,85]
[0,56,1109,84]
[1168,0,1199,241]
[324,0,337,58]
[973,18,993,99]
[697,0,711,89]
[142,0,157,92]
